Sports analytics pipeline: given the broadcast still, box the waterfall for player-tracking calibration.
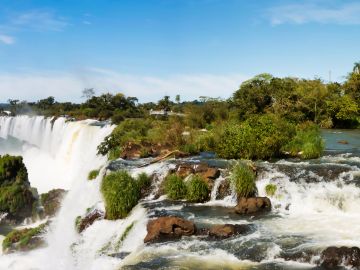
[0,116,120,270]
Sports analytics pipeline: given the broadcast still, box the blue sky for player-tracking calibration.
[0,0,359,102]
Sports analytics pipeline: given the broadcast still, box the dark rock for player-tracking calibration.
[40,189,66,217]
[338,140,349,145]
[320,246,360,268]
[281,250,318,264]
[76,209,104,233]
[235,197,271,215]
[216,179,231,200]
[144,216,196,243]
[208,224,249,239]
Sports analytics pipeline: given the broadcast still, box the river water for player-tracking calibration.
[0,117,359,270]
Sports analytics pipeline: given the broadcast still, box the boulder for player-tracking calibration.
[235,197,271,215]
[40,189,66,217]
[320,246,360,268]
[216,179,231,200]
[144,216,196,243]
[76,209,104,233]
[176,164,195,178]
[209,224,249,239]
[195,164,220,179]
[338,140,349,145]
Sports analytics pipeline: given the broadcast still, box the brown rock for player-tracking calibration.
[76,209,104,233]
[144,216,196,243]
[40,189,67,217]
[195,164,220,179]
[120,142,142,159]
[235,197,271,215]
[216,179,231,200]
[176,164,195,178]
[338,140,349,145]
[320,246,360,268]
[209,224,249,238]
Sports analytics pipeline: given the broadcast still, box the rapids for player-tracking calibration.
[1,117,360,270]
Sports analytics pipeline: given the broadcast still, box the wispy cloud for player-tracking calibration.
[9,10,68,32]
[0,69,248,103]
[268,2,360,25]
[0,34,15,45]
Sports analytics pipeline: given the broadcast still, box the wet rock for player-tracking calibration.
[320,246,360,268]
[176,164,195,178]
[216,179,231,200]
[76,209,104,233]
[281,250,318,263]
[40,189,66,217]
[235,197,271,215]
[338,140,349,144]
[195,164,220,180]
[144,216,196,243]
[208,224,249,239]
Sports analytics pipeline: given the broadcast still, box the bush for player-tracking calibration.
[265,184,277,197]
[88,169,100,180]
[230,163,257,198]
[282,123,324,159]
[185,175,209,203]
[101,171,140,220]
[217,115,295,160]
[164,174,187,200]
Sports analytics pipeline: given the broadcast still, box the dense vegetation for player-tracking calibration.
[0,155,36,221]
[100,170,151,220]
[164,174,187,200]
[2,63,360,161]
[230,163,257,198]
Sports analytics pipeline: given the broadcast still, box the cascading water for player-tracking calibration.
[2,117,360,270]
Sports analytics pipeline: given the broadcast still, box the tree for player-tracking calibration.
[158,96,171,112]
[82,88,95,100]
[175,94,180,104]
[353,62,360,74]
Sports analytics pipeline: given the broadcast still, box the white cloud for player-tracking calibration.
[0,69,248,103]
[268,2,360,25]
[0,34,15,45]
[10,10,68,32]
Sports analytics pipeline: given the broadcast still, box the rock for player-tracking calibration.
[281,250,318,263]
[120,142,142,159]
[235,197,271,215]
[76,209,104,233]
[209,224,249,239]
[195,164,220,179]
[338,140,349,145]
[216,179,231,200]
[144,216,196,243]
[176,164,195,178]
[40,189,66,217]
[320,246,360,268]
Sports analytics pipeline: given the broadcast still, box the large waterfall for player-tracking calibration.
[1,117,360,269]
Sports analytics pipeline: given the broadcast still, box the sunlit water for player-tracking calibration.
[0,117,360,270]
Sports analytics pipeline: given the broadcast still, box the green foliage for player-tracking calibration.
[2,223,46,252]
[265,184,277,197]
[115,222,135,250]
[185,175,209,203]
[217,115,295,160]
[88,169,100,180]
[136,172,151,190]
[101,170,140,220]
[75,215,82,232]
[283,123,324,159]
[230,163,257,198]
[0,155,28,186]
[164,174,187,200]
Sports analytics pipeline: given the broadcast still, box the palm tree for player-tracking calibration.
[353,62,360,74]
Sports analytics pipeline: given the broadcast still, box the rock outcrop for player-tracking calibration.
[320,246,360,268]
[40,189,66,217]
[235,197,271,215]
[76,209,104,233]
[208,224,249,239]
[144,216,196,243]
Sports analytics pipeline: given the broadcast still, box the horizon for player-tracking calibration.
[0,0,359,103]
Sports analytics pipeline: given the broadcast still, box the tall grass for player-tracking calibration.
[185,175,209,203]
[164,174,187,200]
[230,162,257,198]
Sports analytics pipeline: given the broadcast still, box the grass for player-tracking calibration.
[2,223,46,252]
[230,162,257,198]
[185,175,210,203]
[101,170,140,220]
[164,174,187,200]
[265,184,277,197]
[88,169,100,180]
[136,172,151,190]
[115,222,135,250]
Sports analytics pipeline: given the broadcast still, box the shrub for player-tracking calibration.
[282,123,324,159]
[164,174,187,200]
[265,184,277,197]
[194,131,216,152]
[217,115,295,160]
[101,171,140,220]
[185,175,209,203]
[88,169,100,180]
[180,144,198,155]
[230,163,257,198]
